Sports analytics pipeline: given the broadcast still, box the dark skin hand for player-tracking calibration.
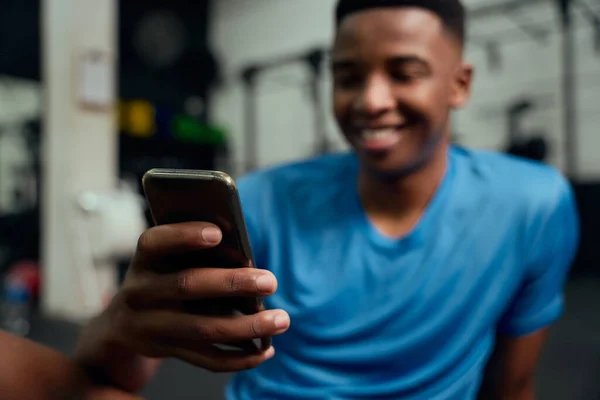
[0,329,142,400]
[75,222,290,392]
[478,329,549,400]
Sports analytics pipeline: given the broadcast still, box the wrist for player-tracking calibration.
[74,314,119,385]
[75,312,161,393]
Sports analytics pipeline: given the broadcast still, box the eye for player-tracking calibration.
[334,72,363,90]
[389,71,415,83]
[388,63,430,84]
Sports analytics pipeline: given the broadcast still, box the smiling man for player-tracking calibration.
[227,1,579,398]
[74,1,580,399]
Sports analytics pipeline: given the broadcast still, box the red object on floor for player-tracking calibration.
[6,261,41,298]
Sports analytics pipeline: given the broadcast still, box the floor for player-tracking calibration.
[26,276,600,400]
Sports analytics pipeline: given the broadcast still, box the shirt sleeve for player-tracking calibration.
[498,176,580,337]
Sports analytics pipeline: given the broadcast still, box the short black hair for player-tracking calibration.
[335,0,466,44]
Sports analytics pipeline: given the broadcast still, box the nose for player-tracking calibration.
[353,76,395,116]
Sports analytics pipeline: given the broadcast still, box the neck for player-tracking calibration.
[358,142,450,237]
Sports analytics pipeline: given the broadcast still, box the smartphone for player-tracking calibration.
[142,168,270,352]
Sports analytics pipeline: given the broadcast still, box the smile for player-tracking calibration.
[356,126,406,152]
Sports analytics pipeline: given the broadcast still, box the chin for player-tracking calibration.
[358,152,427,180]
[357,134,448,180]
[369,162,426,181]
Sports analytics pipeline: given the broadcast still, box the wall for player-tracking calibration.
[457,6,600,179]
[209,0,342,175]
[209,0,600,181]
[41,0,119,320]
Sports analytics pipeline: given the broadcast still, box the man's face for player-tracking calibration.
[332,7,473,177]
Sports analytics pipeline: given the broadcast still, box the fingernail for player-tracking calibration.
[201,227,222,244]
[273,312,290,330]
[264,346,275,360]
[255,274,275,292]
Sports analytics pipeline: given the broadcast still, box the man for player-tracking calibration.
[74,0,579,399]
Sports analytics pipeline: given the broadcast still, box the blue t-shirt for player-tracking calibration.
[226,146,579,400]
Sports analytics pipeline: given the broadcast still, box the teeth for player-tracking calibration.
[361,128,396,141]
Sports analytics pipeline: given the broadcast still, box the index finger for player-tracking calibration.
[135,222,222,261]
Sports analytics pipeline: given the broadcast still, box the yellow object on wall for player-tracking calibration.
[121,100,156,137]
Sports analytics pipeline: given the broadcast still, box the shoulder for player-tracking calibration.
[453,146,575,219]
[237,152,356,202]
[455,146,579,275]
[235,153,356,260]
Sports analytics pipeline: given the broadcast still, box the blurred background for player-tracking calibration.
[0,0,599,399]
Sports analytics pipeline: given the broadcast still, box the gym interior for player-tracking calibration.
[0,0,599,399]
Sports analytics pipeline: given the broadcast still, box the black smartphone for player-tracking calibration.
[142,168,270,352]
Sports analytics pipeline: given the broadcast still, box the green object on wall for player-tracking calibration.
[172,114,227,146]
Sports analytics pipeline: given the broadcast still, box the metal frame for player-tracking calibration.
[468,0,600,178]
[238,0,597,176]
[558,0,578,178]
[240,47,329,172]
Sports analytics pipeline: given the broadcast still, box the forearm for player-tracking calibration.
[480,389,534,400]
[499,383,535,400]
[0,329,93,399]
[478,375,535,400]
[478,330,546,400]
[74,311,162,393]
[511,388,535,400]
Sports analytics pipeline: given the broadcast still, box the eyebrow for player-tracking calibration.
[389,56,431,72]
[330,58,357,72]
[331,55,431,73]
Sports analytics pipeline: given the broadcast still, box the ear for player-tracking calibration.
[449,63,474,109]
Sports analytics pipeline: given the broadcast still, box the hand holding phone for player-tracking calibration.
[142,168,273,351]
[74,170,290,389]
